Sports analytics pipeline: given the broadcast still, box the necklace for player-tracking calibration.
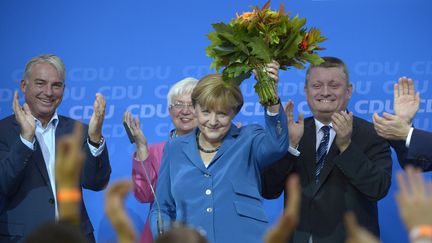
[196,131,220,153]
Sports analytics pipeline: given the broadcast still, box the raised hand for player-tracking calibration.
[393,77,420,124]
[264,174,301,243]
[55,122,85,188]
[372,112,411,141]
[123,111,149,161]
[105,180,137,243]
[285,100,304,149]
[12,91,35,142]
[332,111,353,153]
[344,212,380,243]
[88,93,106,143]
[396,165,432,230]
[253,60,280,83]
[265,60,280,83]
[55,122,85,223]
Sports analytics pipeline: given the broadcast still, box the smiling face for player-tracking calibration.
[20,62,65,125]
[169,93,197,136]
[196,104,234,145]
[305,66,352,124]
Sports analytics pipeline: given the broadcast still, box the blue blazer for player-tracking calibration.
[0,115,111,242]
[150,107,288,243]
[391,128,432,172]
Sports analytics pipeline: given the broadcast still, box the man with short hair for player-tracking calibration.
[261,57,392,243]
[0,54,111,242]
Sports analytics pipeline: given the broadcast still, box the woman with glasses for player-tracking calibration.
[150,72,288,243]
[123,77,199,243]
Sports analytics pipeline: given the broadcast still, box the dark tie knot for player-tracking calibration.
[321,125,330,134]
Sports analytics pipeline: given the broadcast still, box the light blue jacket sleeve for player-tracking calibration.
[252,105,289,170]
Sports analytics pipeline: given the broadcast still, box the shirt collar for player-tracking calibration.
[314,118,332,134]
[35,112,59,130]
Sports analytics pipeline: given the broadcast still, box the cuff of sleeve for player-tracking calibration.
[405,127,414,148]
[88,137,105,156]
[288,146,300,156]
[266,109,279,117]
[20,135,35,150]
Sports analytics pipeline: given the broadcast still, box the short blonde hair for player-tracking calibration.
[192,74,243,114]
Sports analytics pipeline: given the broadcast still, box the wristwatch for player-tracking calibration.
[88,136,104,148]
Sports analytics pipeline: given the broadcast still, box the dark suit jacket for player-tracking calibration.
[390,128,432,172]
[261,116,392,243]
[0,115,111,242]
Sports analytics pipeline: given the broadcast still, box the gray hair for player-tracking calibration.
[23,54,66,82]
[167,77,199,106]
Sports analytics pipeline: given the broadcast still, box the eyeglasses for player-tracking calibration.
[170,102,194,111]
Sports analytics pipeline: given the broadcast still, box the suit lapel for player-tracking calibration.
[181,130,207,172]
[209,125,239,164]
[302,119,317,184]
[55,116,73,139]
[12,118,53,193]
[33,139,53,192]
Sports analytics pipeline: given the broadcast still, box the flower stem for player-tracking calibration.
[253,64,278,106]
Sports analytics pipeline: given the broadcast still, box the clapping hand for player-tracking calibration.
[264,174,301,243]
[332,111,353,153]
[105,180,137,243]
[393,77,420,124]
[285,100,304,149]
[12,91,35,142]
[88,93,106,144]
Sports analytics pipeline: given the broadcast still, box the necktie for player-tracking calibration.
[315,125,330,183]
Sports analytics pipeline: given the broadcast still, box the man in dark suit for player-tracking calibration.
[261,57,392,243]
[0,54,111,242]
[373,77,432,171]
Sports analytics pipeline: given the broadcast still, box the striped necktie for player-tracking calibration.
[316,125,330,183]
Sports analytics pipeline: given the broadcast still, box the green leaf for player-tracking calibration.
[219,32,250,55]
[212,22,233,34]
[302,53,324,65]
[247,37,272,63]
[213,45,236,56]
[222,63,253,85]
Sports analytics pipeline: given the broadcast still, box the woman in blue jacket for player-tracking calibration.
[150,72,288,243]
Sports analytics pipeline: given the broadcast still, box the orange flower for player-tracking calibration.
[236,11,257,22]
[299,32,309,51]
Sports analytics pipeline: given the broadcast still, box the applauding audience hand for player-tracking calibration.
[105,180,137,243]
[265,174,301,243]
[396,165,432,242]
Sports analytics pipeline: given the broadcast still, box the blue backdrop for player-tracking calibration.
[1,0,431,242]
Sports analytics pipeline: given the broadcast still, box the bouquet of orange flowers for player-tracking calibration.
[206,1,327,106]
